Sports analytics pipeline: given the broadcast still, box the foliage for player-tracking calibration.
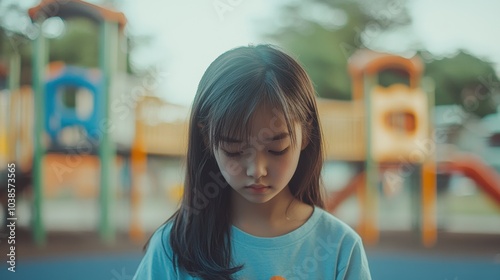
[264,0,412,100]
[48,18,100,68]
[264,1,367,100]
[423,51,499,117]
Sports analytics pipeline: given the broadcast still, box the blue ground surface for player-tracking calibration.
[1,252,499,279]
[368,252,500,280]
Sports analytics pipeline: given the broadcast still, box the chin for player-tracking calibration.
[244,195,276,204]
[236,190,276,204]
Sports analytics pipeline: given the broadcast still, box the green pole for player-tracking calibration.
[8,52,20,93]
[32,25,46,246]
[364,74,379,244]
[410,165,422,231]
[98,20,117,243]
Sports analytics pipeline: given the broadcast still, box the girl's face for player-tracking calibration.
[213,106,307,204]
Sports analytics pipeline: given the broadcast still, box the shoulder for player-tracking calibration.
[313,207,361,241]
[147,222,173,252]
[312,208,372,279]
[310,207,364,254]
[133,222,176,279]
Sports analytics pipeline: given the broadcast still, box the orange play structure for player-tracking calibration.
[132,96,189,157]
[321,49,437,246]
[322,50,500,247]
[127,95,189,240]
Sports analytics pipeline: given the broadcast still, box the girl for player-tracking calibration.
[133,44,372,280]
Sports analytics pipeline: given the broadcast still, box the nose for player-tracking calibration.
[246,152,267,179]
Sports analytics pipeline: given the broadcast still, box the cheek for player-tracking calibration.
[222,158,244,177]
[288,156,301,174]
[268,152,299,181]
[214,153,244,179]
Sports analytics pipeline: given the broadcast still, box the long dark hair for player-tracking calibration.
[163,44,324,279]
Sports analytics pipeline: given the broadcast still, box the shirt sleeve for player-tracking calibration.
[133,225,178,280]
[335,238,372,280]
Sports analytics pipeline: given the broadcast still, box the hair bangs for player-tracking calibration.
[209,96,255,151]
[207,70,301,151]
[258,69,301,146]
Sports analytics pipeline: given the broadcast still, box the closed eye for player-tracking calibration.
[222,147,289,157]
[223,150,242,158]
[269,147,289,156]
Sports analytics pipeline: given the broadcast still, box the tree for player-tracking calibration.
[423,51,499,117]
[48,18,100,68]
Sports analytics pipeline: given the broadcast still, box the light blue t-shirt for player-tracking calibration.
[133,207,372,280]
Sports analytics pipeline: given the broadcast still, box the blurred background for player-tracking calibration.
[1,0,500,279]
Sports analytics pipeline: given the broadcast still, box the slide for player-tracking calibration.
[439,153,500,207]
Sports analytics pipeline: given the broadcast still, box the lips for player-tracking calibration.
[245,184,270,189]
[244,184,270,194]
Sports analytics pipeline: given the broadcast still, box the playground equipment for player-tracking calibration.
[1,0,186,245]
[439,153,500,205]
[133,96,189,157]
[129,95,189,240]
[321,49,437,247]
[44,63,103,146]
[1,87,34,172]
[0,32,34,229]
[0,56,35,222]
[0,86,35,229]
[323,50,500,246]
[28,0,127,245]
[0,47,24,170]
[316,98,365,161]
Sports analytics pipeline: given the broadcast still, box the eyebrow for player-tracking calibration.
[221,132,289,143]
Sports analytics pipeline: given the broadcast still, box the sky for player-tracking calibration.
[5,0,500,107]
[408,0,500,62]
[120,0,284,106]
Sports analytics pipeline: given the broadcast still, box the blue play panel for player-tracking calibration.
[1,252,499,279]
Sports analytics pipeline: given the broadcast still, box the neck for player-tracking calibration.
[230,187,313,237]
